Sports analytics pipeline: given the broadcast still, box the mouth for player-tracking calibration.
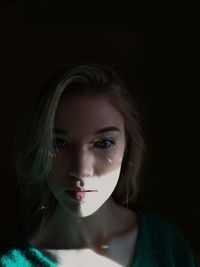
[66,189,98,192]
[64,189,98,201]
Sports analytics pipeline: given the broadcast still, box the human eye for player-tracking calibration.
[94,138,115,150]
[53,137,68,150]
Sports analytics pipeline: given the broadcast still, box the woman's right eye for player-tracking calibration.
[53,138,68,150]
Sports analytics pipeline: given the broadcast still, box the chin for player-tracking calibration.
[62,198,109,218]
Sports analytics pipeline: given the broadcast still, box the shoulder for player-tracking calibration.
[135,209,199,266]
[138,210,191,247]
[138,209,183,238]
[0,241,56,267]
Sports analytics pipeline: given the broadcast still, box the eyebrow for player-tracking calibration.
[53,126,121,136]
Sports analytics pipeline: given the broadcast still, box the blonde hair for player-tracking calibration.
[15,64,146,238]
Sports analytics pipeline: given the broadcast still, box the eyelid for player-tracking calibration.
[91,137,116,149]
[53,137,69,150]
[91,136,114,143]
[53,134,69,140]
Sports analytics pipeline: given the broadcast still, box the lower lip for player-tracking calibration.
[65,190,97,201]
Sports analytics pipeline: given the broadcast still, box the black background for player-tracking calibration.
[0,0,199,261]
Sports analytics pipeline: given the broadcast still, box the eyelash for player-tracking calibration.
[53,138,115,151]
[53,138,67,150]
[94,138,115,150]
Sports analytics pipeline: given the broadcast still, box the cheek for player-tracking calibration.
[47,175,61,197]
[105,154,123,165]
[51,154,70,179]
[93,167,122,199]
[104,147,125,169]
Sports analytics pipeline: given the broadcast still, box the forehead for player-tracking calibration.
[54,95,125,137]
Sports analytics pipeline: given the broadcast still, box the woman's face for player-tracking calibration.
[47,94,126,218]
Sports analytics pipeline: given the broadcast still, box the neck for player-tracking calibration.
[33,198,135,250]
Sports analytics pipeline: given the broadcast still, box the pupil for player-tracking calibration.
[101,140,110,148]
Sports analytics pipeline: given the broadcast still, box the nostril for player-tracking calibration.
[76,180,84,187]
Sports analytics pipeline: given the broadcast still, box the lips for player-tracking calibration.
[64,189,98,201]
[65,187,98,192]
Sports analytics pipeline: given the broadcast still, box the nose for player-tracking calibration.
[68,148,94,179]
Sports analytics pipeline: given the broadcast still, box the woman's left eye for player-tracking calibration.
[95,138,115,150]
[53,138,68,150]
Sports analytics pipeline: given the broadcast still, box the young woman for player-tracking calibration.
[0,64,198,266]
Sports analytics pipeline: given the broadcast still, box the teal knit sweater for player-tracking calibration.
[0,209,199,266]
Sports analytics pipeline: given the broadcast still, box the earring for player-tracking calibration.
[40,204,48,211]
[38,202,49,235]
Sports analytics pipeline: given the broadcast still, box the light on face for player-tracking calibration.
[65,166,122,217]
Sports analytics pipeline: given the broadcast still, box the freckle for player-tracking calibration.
[107,158,112,163]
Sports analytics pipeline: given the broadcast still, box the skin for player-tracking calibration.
[31,94,138,261]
